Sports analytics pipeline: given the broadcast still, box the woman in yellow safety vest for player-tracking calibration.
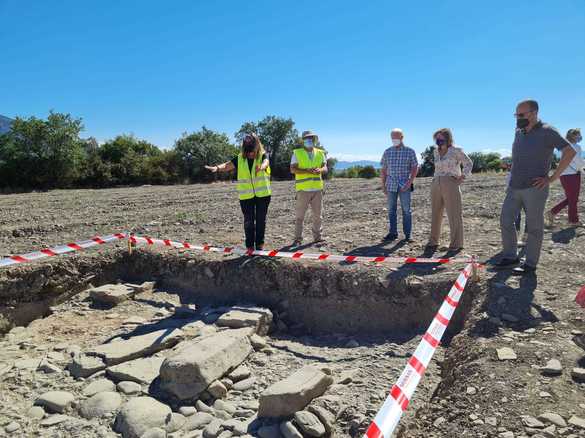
[205,133,272,251]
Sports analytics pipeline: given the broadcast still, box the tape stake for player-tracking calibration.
[362,263,473,438]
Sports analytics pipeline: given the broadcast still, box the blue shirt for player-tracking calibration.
[380,145,418,192]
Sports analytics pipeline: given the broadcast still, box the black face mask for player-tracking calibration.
[516,118,530,129]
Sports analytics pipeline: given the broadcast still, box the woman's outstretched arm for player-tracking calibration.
[205,161,236,173]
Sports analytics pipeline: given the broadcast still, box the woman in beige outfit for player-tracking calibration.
[427,128,473,252]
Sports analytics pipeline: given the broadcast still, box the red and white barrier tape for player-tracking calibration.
[363,262,474,438]
[129,235,473,265]
[0,232,476,269]
[0,233,126,268]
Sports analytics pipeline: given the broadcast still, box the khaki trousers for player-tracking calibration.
[429,176,464,248]
[294,190,323,241]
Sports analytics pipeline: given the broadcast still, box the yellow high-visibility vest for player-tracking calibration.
[294,148,325,191]
[236,154,271,200]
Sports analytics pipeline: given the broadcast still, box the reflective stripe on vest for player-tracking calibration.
[294,148,325,191]
[236,154,272,200]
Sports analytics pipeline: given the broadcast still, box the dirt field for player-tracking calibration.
[1,175,585,437]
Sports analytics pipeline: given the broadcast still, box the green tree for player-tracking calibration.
[418,146,435,177]
[174,127,237,182]
[99,134,163,185]
[358,165,378,179]
[324,157,337,180]
[235,116,300,179]
[469,152,502,173]
[142,150,182,185]
[0,111,85,189]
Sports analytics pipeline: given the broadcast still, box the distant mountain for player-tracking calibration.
[0,115,14,134]
[334,160,381,170]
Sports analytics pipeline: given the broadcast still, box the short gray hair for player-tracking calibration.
[391,128,403,136]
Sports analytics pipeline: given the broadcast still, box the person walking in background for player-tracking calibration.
[380,128,419,242]
[546,128,584,227]
[205,133,271,251]
[496,99,576,275]
[427,128,473,254]
[290,130,328,247]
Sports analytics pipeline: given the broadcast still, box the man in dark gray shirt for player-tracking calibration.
[496,99,575,274]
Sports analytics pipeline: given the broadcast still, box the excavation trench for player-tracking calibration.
[0,248,482,437]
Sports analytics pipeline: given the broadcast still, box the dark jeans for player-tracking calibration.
[387,190,412,238]
[239,196,271,249]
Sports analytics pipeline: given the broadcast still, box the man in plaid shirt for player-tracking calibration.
[380,128,419,242]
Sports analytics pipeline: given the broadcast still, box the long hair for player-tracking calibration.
[433,128,454,150]
[241,133,266,157]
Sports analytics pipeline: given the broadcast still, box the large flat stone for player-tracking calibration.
[89,284,137,305]
[216,307,273,336]
[67,353,106,378]
[258,366,333,418]
[79,392,122,419]
[82,378,116,396]
[114,397,172,438]
[107,356,165,385]
[293,411,326,437]
[160,328,253,401]
[14,357,41,370]
[87,328,184,366]
[568,415,585,430]
[496,347,517,361]
[35,391,75,414]
[68,353,106,378]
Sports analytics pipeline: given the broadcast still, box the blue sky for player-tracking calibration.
[1,0,584,161]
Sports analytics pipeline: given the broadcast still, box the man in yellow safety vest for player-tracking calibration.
[290,130,328,246]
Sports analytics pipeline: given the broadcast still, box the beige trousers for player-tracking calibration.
[294,191,323,241]
[429,176,464,249]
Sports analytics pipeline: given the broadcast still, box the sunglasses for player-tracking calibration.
[514,110,535,118]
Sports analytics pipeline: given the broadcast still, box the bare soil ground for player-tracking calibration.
[1,175,585,437]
